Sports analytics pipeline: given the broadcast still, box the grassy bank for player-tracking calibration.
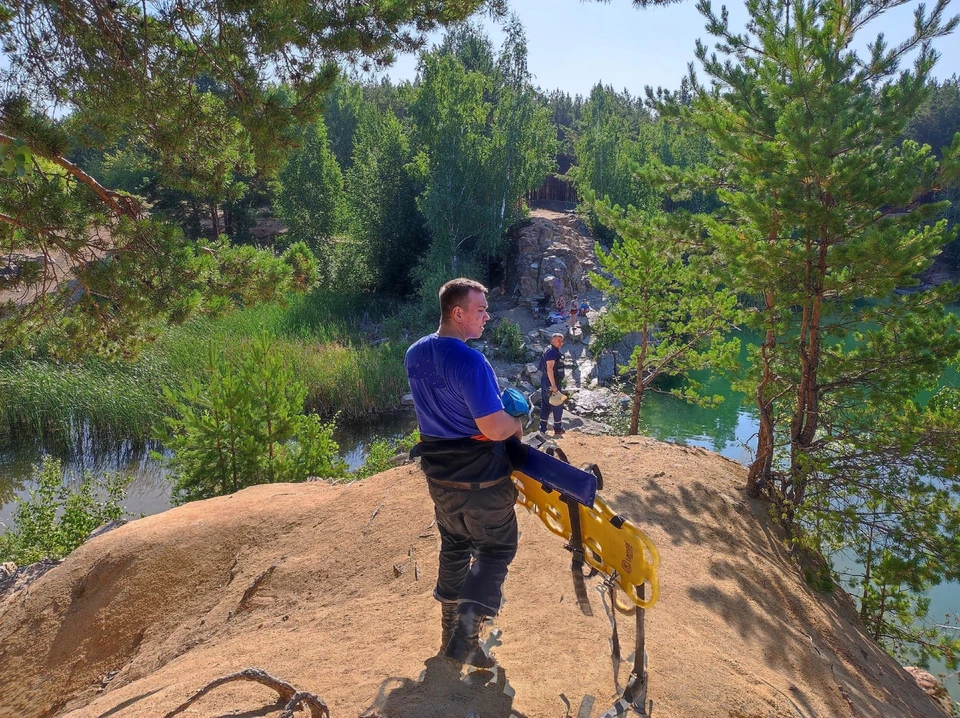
[0,291,411,448]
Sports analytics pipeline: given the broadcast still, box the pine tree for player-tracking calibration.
[590,204,742,434]
[652,0,960,665]
[0,0,502,352]
[157,336,347,504]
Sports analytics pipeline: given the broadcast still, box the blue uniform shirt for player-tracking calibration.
[404,334,503,438]
[538,345,564,386]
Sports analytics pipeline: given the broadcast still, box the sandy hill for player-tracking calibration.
[0,435,946,718]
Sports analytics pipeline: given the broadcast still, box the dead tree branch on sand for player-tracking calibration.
[163,668,329,718]
[229,556,285,620]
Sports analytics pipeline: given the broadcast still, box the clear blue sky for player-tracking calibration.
[382,0,960,97]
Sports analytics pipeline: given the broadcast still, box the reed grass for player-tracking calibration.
[0,290,411,449]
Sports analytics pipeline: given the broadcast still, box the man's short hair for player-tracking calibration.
[551,332,565,339]
[439,278,488,320]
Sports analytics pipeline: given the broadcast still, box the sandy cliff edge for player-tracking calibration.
[0,435,945,718]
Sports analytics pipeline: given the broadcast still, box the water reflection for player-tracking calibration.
[0,411,421,527]
[641,391,757,464]
[0,432,172,527]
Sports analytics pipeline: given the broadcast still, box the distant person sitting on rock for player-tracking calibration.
[538,332,566,436]
[404,278,523,670]
[578,299,590,316]
[555,293,566,314]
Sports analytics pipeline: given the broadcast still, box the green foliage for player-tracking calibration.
[0,457,131,565]
[96,145,157,196]
[903,76,960,268]
[590,202,742,435]
[0,291,410,450]
[0,137,31,178]
[801,384,960,669]
[572,80,716,238]
[381,301,434,342]
[589,312,626,357]
[156,336,348,504]
[324,78,367,172]
[488,318,526,362]
[273,118,347,272]
[0,357,158,444]
[281,242,320,293]
[0,207,304,358]
[904,75,960,159]
[355,430,420,479]
[573,84,656,219]
[0,0,497,352]
[652,0,960,670]
[346,109,427,295]
[410,21,554,300]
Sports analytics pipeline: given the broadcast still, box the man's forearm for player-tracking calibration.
[476,411,523,441]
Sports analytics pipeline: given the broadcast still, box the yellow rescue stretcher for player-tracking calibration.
[511,468,660,609]
[504,435,659,717]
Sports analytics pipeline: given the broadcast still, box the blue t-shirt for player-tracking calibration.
[404,334,504,438]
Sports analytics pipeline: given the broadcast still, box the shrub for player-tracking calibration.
[0,457,131,565]
[156,335,348,504]
[0,292,410,450]
[355,430,420,479]
[281,241,320,292]
[489,318,526,362]
[589,312,625,357]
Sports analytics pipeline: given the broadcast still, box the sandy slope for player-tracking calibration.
[0,435,946,718]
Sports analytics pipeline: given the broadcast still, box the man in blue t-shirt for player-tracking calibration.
[404,278,523,669]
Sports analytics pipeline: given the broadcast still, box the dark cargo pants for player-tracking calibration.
[539,380,563,429]
[427,477,519,616]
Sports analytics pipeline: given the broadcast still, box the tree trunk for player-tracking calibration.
[629,333,649,436]
[788,231,826,509]
[223,202,234,238]
[859,519,875,622]
[189,199,203,239]
[747,292,777,498]
[210,202,221,239]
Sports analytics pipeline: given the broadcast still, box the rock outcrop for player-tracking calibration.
[905,666,955,715]
[504,214,599,309]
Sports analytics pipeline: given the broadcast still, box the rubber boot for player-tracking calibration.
[440,601,458,651]
[443,603,495,668]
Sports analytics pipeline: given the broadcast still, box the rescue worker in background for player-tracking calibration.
[404,278,523,669]
[538,332,566,436]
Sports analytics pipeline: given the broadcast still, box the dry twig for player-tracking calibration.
[367,480,401,526]
[230,556,285,620]
[163,667,329,717]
